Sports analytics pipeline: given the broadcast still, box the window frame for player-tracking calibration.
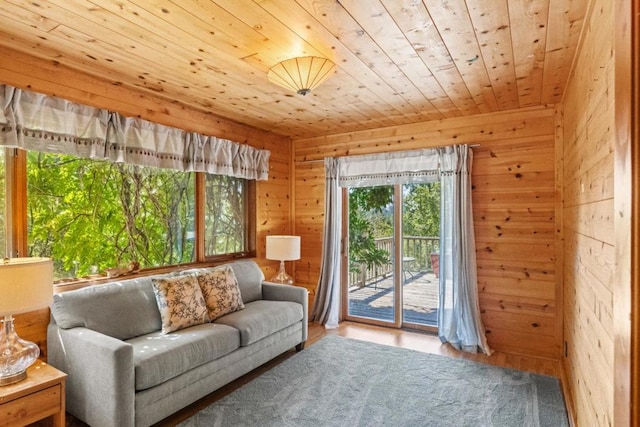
[195,172,256,263]
[4,147,256,284]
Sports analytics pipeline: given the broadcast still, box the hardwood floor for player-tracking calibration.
[65,321,564,427]
[310,321,561,377]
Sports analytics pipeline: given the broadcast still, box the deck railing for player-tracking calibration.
[349,236,439,287]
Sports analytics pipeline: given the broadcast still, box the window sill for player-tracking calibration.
[53,255,254,293]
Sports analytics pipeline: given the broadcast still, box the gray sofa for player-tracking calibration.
[47,260,308,427]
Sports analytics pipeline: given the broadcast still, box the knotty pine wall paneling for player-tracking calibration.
[613,0,638,425]
[0,46,293,359]
[293,106,560,359]
[560,0,616,424]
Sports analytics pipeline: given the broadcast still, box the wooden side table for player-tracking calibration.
[297,284,316,316]
[0,361,66,427]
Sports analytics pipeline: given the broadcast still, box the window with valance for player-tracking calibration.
[0,84,269,280]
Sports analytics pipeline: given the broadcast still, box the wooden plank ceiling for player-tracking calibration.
[0,0,587,139]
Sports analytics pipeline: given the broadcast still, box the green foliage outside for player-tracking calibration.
[402,183,440,238]
[348,186,393,281]
[204,174,245,256]
[348,182,441,286]
[27,152,196,279]
[0,151,247,281]
[402,183,441,273]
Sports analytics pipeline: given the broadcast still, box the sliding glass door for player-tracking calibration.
[344,182,440,330]
[344,185,396,325]
[401,182,440,328]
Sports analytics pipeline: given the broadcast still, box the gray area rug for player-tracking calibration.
[179,335,568,427]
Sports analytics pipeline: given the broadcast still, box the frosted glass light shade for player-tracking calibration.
[0,257,53,316]
[266,236,301,261]
[267,56,336,96]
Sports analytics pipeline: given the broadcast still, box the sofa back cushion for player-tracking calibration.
[229,261,264,303]
[51,275,164,340]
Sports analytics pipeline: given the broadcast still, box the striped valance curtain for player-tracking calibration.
[336,148,440,187]
[0,85,270,180]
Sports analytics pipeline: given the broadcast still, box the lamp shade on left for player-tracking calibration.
[0,257,53,316]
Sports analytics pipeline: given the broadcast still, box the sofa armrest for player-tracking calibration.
[47,323,135,427]
[262,282,308,342]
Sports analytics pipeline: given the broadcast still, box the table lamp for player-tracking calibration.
[266,236,300,284]
[0,257,53,386]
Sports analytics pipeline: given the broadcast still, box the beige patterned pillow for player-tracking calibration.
[152,275,209,334]
[196,266,245,321]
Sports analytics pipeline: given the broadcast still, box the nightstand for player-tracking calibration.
[297,284,316,315]
[0,361,66,427]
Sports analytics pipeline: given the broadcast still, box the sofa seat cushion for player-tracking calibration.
[127,323,240,391]
[214,300,303,347]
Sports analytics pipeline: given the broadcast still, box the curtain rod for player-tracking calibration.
[297,144,480,164]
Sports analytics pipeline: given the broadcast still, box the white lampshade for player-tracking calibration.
[266,236,301,261]
[0,257,53,316]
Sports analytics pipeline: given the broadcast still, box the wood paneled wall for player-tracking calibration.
[0,46,292,359]
[560,0,616,424]
[293,105,561,359]
[613,1,638,425]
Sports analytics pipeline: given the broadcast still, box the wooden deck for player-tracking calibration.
[348,271,439,325]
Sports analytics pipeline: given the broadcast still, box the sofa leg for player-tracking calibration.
[295,342,305,352]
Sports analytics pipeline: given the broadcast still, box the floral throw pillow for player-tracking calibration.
[152,275,209,334]
[196,266,245,321]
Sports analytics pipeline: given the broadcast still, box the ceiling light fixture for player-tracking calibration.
[267,56,336,96]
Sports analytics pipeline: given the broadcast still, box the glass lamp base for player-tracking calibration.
[0,370,26,386]
[0,315,40,386]
[270,260,293,285]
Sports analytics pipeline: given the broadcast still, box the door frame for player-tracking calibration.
[340,185,438,333]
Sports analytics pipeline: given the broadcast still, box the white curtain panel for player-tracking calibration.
[311,157,342,329]
[314,145,491,354]
[0,84,270,180]
[438,145,492,355]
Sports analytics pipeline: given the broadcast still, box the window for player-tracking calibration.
[204,174,249,257]
[27,152,195,279]
[0,150,254,281]
[1,85,264,281]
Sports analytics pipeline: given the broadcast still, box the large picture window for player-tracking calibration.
[1,85,264,282]
[0,150,255,282]
[27,152,196,279]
